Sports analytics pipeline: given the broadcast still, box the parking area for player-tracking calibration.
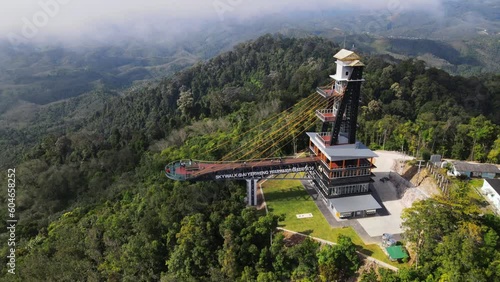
[293,150,427,244]
[356,151,414,238]
[357,173,404,237]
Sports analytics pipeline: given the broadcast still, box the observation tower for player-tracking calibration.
[165,49,381,218]
[307,49,381,218]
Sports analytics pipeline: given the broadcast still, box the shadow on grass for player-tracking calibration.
[255,208,267,217]
[298,229,313,235]
[268,205,274,213]
[266,186,311,202]
[473,198,490,208]
[357,246,374,257]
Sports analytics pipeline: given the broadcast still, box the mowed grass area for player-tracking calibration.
[468,179,485,201]
[261,178,399,266]
[466,178,496,212]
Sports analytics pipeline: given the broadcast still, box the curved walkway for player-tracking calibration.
[277,227,398,271]
[259,180,399,271]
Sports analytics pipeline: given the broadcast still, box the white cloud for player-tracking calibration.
[0,0,443,43]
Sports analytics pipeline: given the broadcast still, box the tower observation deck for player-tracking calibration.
[165,49,381,217]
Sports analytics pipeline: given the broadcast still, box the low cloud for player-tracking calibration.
[0,0,444,44]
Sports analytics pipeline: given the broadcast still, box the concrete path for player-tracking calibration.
[260,178,400,271]
[277,227,399,271]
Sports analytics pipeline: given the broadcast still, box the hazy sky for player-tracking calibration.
[1,0,443,44]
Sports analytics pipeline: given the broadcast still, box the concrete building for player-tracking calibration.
[307,49,381,219]
[452,161,500,179]
[481,179,500,213]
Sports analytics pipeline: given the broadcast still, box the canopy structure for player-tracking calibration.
[385,245,408,261]
[328,194,381,213]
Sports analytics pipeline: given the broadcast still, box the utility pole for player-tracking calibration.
[415,160,425,186]
[382,129,387,150]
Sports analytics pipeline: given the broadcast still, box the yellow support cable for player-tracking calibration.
[218,94,319,161]
[210,94,325,175]
[252,98,327,159]
[228,94,325,161]
[250,100,327,160]
[266,116,320,158]
[234,96,327,162]
[221,93,324,161]
[201,93,316,156]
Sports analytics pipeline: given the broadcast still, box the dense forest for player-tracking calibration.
[1,35,499,281]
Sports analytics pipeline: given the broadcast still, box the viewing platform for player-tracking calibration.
[311,132,337,147]
[315,109,337,122]
[316,87,344,98]
[165,156,320,181]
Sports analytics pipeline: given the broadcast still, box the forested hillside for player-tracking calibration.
[1,35,499,281]
[337,35,500,76]
[359,57,500,163]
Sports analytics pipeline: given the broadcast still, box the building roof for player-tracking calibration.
[485,179,500,194]
[348,60,365,67]
[328,194,382,213]
[306,132,378,161]
[386,246,408,260]
[334,49,362,61]
[452,161,500,174]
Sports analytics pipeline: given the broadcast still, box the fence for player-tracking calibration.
[426,162,450,195]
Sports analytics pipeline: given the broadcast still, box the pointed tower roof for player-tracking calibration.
[348,60,365,67]
[334,49,362,62]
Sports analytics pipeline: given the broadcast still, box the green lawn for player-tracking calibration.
[465,178,495,212]
[468,179,485,201]
[469,179,485,188]
[449,178,489,209]
[261,178,400,266]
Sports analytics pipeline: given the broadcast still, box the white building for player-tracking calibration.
[452,161,500,179]
[481,179,500,213]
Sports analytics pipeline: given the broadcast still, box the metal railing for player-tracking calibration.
[316,87,330,97]
[315,109,337,122]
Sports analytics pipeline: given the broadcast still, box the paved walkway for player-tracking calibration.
[277,227,398,271]
[260,178,401,271]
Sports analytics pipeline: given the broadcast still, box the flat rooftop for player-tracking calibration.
[386,245,408,260]
[307,132,378,161]
[453,161,500,174]
[328,194,382,213]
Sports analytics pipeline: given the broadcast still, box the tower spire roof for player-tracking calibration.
[333,49,362,62]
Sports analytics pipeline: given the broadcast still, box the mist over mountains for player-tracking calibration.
[0,0,498,119]
[0,3,499,279]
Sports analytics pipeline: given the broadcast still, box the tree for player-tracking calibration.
[401,198,460,274]
[177,89,194,119]
[468,115,498,162]
[270,232,293,280]
[435,222,487,281]
[401,195,500,280]
[317,235,360,282]
[256,271,279,282]
[487,136,500,164]
[55,135,72,163]
[166,213,215,279]
[288,238,320,281]
[359,266,378,282]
